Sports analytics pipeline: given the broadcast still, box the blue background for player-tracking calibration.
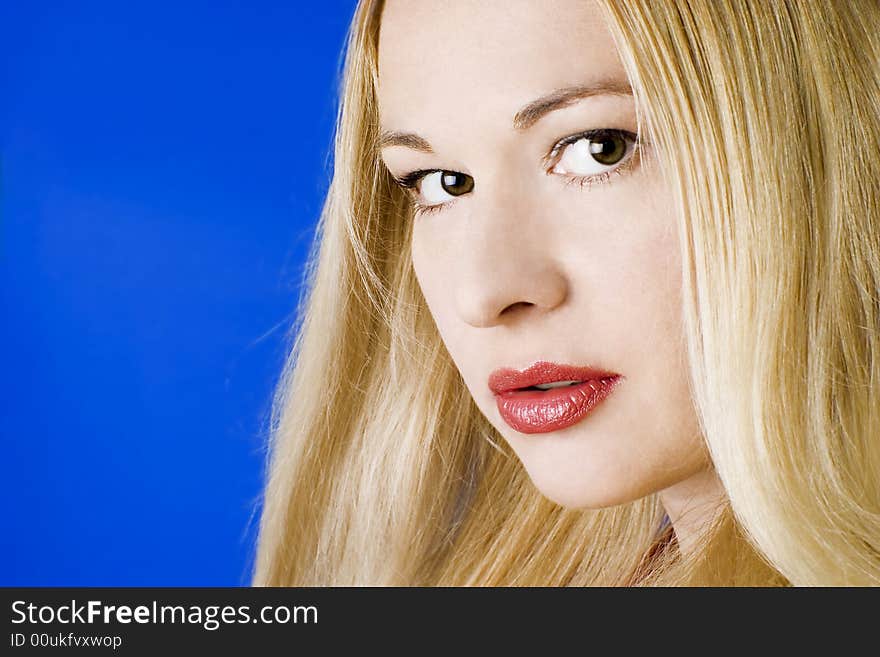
[1,1,355,585]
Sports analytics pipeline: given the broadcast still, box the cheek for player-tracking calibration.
[411,226,460,344]
[580,185,684,372]
[623,222,688,399]
[410,226,443,316]
[601,208,697,436]
[411,222,493,403]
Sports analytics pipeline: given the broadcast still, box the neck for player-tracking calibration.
[658,466,726,556]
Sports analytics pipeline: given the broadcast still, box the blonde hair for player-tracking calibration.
[253,0,880,586]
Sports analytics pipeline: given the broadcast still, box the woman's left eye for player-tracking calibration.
[548,129,640,180]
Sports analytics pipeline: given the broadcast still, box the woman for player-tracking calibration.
[253,0,880,585]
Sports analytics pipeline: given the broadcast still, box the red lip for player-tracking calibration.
[488,361,622,434]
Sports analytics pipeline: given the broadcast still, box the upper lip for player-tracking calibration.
[488,360,620,394]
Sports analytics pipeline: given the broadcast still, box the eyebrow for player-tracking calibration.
[377,78,633,153]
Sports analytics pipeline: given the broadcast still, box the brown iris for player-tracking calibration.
[588,134,627,165]
[440,172,474,196]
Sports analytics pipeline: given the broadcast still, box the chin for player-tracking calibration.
[527,473,647,510]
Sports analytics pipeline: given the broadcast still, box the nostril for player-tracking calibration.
[501,301,534,316]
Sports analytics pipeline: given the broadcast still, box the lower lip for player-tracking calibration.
[494,376,622,434]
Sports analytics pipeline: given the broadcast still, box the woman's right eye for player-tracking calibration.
[420,171,474,203]
[394,169,474,214]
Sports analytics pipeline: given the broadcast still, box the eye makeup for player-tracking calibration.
[389,127,645,218]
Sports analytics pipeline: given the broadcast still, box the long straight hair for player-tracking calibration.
[253,0,880,586]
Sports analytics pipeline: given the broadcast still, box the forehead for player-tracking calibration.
[377,0,627,129]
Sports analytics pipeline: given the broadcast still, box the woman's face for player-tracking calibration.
[377,0,711,509]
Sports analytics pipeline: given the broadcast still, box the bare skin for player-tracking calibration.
[377,0,725,554]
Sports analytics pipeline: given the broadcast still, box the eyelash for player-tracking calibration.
[391,128,643,218]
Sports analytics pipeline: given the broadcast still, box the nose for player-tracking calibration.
[454,187,568,328]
